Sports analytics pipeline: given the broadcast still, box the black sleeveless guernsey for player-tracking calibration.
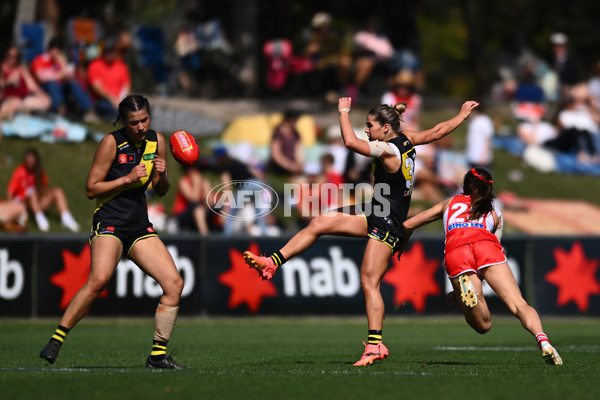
[93,128,158,227]
[369,133,416,234]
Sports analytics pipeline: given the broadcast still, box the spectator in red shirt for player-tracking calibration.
[170,164,215,234]
[7,148,79,232]
[0,46,51,119]
[30,37,95,121]
[87,38,131,121]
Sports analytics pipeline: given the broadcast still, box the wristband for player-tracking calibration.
[339,108,351,114]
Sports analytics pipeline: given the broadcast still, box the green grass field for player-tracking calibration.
[2,317,599,400]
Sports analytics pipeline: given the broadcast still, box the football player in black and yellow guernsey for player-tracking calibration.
[40,94,185,369]
[244,96,479,366]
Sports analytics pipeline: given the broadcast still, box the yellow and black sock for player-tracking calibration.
[270,251,286,267]
[50,325,70,345]
[150,340,168,362]
[368,330,383,345]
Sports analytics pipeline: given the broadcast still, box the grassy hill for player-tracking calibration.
[1,103,599,234]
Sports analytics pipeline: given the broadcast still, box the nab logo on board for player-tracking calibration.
[115,246,195,298]
[50,244,195,309]
[220,241,444,314]
[219,242,361,314]
[280,246,360,297]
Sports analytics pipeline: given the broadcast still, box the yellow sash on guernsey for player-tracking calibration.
[94,139,158,213]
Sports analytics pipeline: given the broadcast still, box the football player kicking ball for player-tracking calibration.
[244,96,479,366]
[402,167,562,365]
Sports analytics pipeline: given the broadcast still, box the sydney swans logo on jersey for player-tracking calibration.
[208,180,279,220]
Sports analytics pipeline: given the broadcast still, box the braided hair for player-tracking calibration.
[367,102,408,134]
[463,167,495,221]
[112,94,150,126]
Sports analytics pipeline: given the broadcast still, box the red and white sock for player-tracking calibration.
[535,333,550,349]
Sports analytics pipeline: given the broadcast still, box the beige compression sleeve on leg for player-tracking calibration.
[153,303,179,342]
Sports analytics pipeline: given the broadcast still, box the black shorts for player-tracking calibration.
[335,204,403,255]
[89,217,158,258]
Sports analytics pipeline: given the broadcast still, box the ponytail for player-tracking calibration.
[463,167,495,221]
[368,102,408,134]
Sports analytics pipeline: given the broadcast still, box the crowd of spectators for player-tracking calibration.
[5,10,600,235]
[0,34,130,127]
[492,32,600,176]
[262,11,424,104]
[0,46,51,120]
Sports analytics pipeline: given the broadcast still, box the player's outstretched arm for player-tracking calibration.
[404,101,479,146]
[404,198,451,232]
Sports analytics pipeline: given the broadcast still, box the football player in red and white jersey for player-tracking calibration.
[403,167,563,365]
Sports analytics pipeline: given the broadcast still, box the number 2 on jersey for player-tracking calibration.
[447,203,469,226]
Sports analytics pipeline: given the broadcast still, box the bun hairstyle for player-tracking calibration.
[368,102,408,133]
[113,94,150,126]
[463,167,495,221]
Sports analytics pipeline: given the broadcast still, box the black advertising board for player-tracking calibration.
[35,237,90,316]
[530,237,600,315]
[0,238,34,316]
[0,233,597,317]
[202,236,370,315]
[35,236,203,316]
[203,235,481,316]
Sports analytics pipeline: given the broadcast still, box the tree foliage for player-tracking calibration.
[3,0,600,97]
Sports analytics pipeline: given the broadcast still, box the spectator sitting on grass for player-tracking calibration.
[0,199,27,232]
[7,148,79,232]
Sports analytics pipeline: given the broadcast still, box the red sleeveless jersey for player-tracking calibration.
[443,195,499,253]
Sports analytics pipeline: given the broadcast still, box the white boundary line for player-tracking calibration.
[434,345,600,352]
[0,367,437,375]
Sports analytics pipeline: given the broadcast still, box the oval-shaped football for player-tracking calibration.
[169,130,199,165]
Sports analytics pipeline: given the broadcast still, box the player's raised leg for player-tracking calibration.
[244,210,367,280]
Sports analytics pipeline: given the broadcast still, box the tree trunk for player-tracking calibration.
[459,0,487,100]
[231,0,258,97]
